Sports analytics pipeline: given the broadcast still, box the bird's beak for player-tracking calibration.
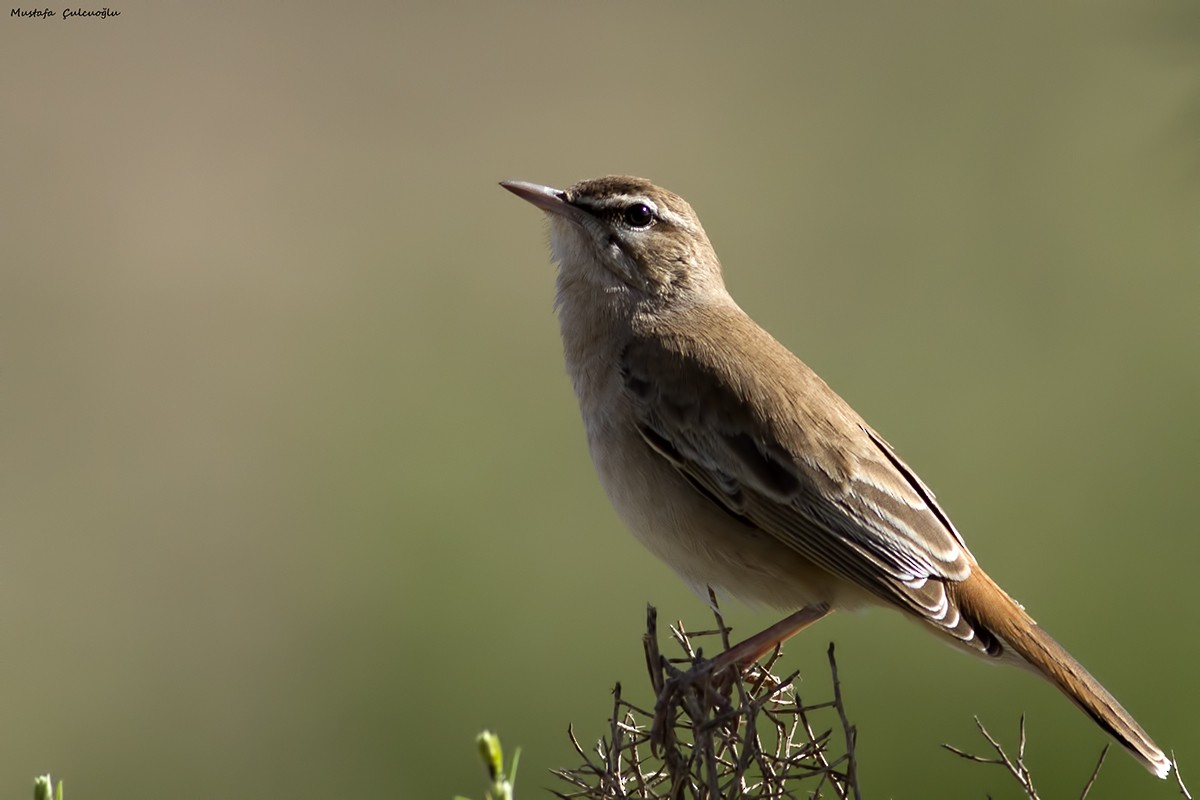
[500,180,592,227]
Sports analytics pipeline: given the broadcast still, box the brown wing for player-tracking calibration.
[621,316,992,653]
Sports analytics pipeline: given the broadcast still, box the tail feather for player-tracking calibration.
[949,569,1171,779]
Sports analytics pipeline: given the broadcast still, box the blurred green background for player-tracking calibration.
[3,2,1198,797]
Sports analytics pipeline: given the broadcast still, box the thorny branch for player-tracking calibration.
[552,599,858,800]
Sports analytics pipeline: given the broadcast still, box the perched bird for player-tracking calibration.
[500,175,1170,778]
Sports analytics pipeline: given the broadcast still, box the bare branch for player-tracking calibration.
[554,599,859,798]
[1175,752,1193,800]
[1079,745,1108,800]
[943,717,1040,799]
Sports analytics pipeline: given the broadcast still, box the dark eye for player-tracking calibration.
[623,203,655,228]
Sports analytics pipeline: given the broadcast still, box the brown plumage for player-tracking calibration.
[501,175,1170,778]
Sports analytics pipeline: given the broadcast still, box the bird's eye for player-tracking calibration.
[623,203,655,228]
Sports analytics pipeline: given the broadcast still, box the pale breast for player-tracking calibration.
[583,401,878,612]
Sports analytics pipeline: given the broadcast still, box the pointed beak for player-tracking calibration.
[500,180,592,226]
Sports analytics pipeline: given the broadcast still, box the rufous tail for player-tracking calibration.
[950,570,1171,779]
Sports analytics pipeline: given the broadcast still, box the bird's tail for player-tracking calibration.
[950,569,1171,779]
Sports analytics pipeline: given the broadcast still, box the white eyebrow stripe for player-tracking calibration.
[581,194,698,234]
[596,194,656,210]
[657,208,693,229]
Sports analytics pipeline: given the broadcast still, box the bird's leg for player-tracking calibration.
[710,603,833,671]
[651,603,833,754]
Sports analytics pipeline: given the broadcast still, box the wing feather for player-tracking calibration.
[621,317,988,650]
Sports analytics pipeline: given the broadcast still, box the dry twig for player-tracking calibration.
[553,600,859,799]
[943,715,1042,799]
[1174,752,1193,800]
[943,715,1119,800]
